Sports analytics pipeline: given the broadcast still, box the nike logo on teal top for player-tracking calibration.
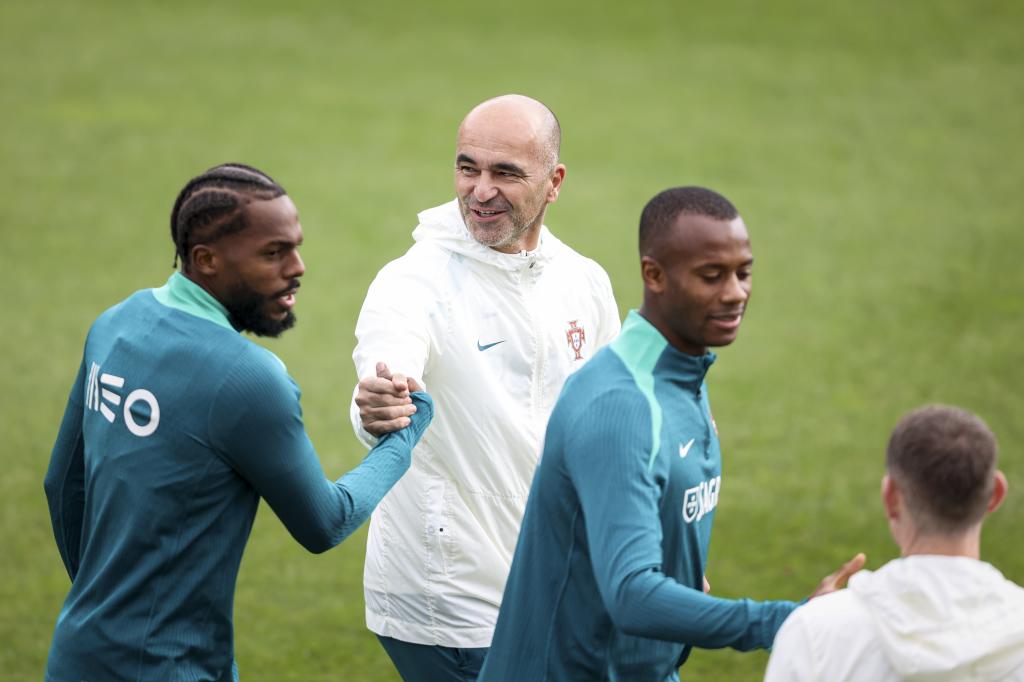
[477,340,506,351]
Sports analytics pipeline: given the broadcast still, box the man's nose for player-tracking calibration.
[286,249,305,279]
[722,274,749,303]
[473,173,499,202]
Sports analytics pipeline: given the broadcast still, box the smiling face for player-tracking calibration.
[641,213,753,355]
[454,97,564,253]
[197,195,306,337]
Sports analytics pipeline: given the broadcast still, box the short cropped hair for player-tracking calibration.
[639,186,738,257]
[886,404,998,533]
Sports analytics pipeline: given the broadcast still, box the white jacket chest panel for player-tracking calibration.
[421,253,601,498]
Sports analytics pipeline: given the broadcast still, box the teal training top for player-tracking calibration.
[44,273,433,682]
[479,311,797,682]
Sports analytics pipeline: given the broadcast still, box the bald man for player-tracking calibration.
[349,95,620,680]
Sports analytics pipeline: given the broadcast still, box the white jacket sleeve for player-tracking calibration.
[763,608,817,682]
[593,264,621,346]
[349,256,437,449]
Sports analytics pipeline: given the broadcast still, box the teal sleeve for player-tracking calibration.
[211,354,433,553]
[44,358,87,581]
[565,389,796,650]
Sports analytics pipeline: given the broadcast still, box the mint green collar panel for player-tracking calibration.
[152,272,235,332]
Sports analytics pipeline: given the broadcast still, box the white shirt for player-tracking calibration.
[350,200,620,647]
[765,555,1024,681]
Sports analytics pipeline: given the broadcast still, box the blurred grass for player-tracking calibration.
[2,0,1021,679]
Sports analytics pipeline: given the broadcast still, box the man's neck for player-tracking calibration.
[900,527,981,560]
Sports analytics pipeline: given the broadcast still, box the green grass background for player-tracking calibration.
[3,0,1022,679]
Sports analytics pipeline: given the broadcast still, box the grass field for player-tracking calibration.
[2,0,1022,679]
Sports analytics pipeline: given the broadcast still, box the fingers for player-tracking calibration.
[374,362,409,394]
[809,552,867,600]
[356,366,422,435]
[831,553,866,589]
[363,414,414,436]
[702,576,711,594]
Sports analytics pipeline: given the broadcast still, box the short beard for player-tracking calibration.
[459,200,545,252]
[223,282,296,338]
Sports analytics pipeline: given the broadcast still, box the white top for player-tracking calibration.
[764,555,1024,681]
[350,200,620,647]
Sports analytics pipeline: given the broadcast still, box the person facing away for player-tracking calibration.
[44,163,433,682]
[764,404,1024,681]
[349,94,621,680]
[478,186,864,682]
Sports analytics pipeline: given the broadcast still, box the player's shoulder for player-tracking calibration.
[556,349,653,422]
[214,339,298,406]
[786,586,870,634]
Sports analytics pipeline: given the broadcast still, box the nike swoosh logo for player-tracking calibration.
[679,438,695,458]
[477,339,506,351]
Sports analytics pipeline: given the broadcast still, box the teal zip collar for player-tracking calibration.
[611,310,716,471]
[152,272,235,332]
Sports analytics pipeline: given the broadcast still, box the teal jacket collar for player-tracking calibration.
[152,272,235,332]
[614,310,716,391]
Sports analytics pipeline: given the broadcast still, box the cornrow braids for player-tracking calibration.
[170,163,286,270]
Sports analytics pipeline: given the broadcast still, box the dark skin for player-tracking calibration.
[639,213,753,356]
[186,195,305,335]
[640,210,865,598]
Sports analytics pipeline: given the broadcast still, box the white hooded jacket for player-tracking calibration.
[350,200,620,647]
[764,555,1024,681]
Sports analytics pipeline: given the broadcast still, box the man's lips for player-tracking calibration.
[468,206,508,222]
[709,311,743,331]
[274,284,300,310]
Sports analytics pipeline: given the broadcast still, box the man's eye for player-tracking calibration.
[458,165,478,174]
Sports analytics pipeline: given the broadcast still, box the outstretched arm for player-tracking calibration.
[567,392,797,650]
[214,355,433,553]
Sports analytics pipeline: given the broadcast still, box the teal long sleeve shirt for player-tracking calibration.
[479,311,796,682]
[43,273,433,682]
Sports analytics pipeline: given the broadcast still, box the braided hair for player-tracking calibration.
[170,163,286,270]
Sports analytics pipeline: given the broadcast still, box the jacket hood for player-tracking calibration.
[411,200,567,272]
[850,555,1024,680]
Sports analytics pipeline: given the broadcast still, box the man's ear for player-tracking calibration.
[987,470,1008,514]
[882,474,901,521]
[190,244,218,277]
[546,164,566,203]
[641,256,665,294]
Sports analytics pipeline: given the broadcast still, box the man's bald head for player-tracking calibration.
[458,94,561,170]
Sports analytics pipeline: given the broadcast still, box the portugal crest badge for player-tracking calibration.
[565,320,586,361]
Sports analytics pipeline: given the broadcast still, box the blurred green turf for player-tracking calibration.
[2,0,1021,679]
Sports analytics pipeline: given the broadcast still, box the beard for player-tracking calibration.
[223,280,297,338]
[459,197,546,251]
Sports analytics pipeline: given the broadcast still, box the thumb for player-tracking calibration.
[376,362,392,380]
[391,373,409,394]
[832,553,867,589]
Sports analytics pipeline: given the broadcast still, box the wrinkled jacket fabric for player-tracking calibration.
[765,555,1024,681]
[350,200,620,647]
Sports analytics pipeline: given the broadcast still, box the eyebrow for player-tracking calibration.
[694,257,754,269]
[264,237,302,248]
[456,154,527,177]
